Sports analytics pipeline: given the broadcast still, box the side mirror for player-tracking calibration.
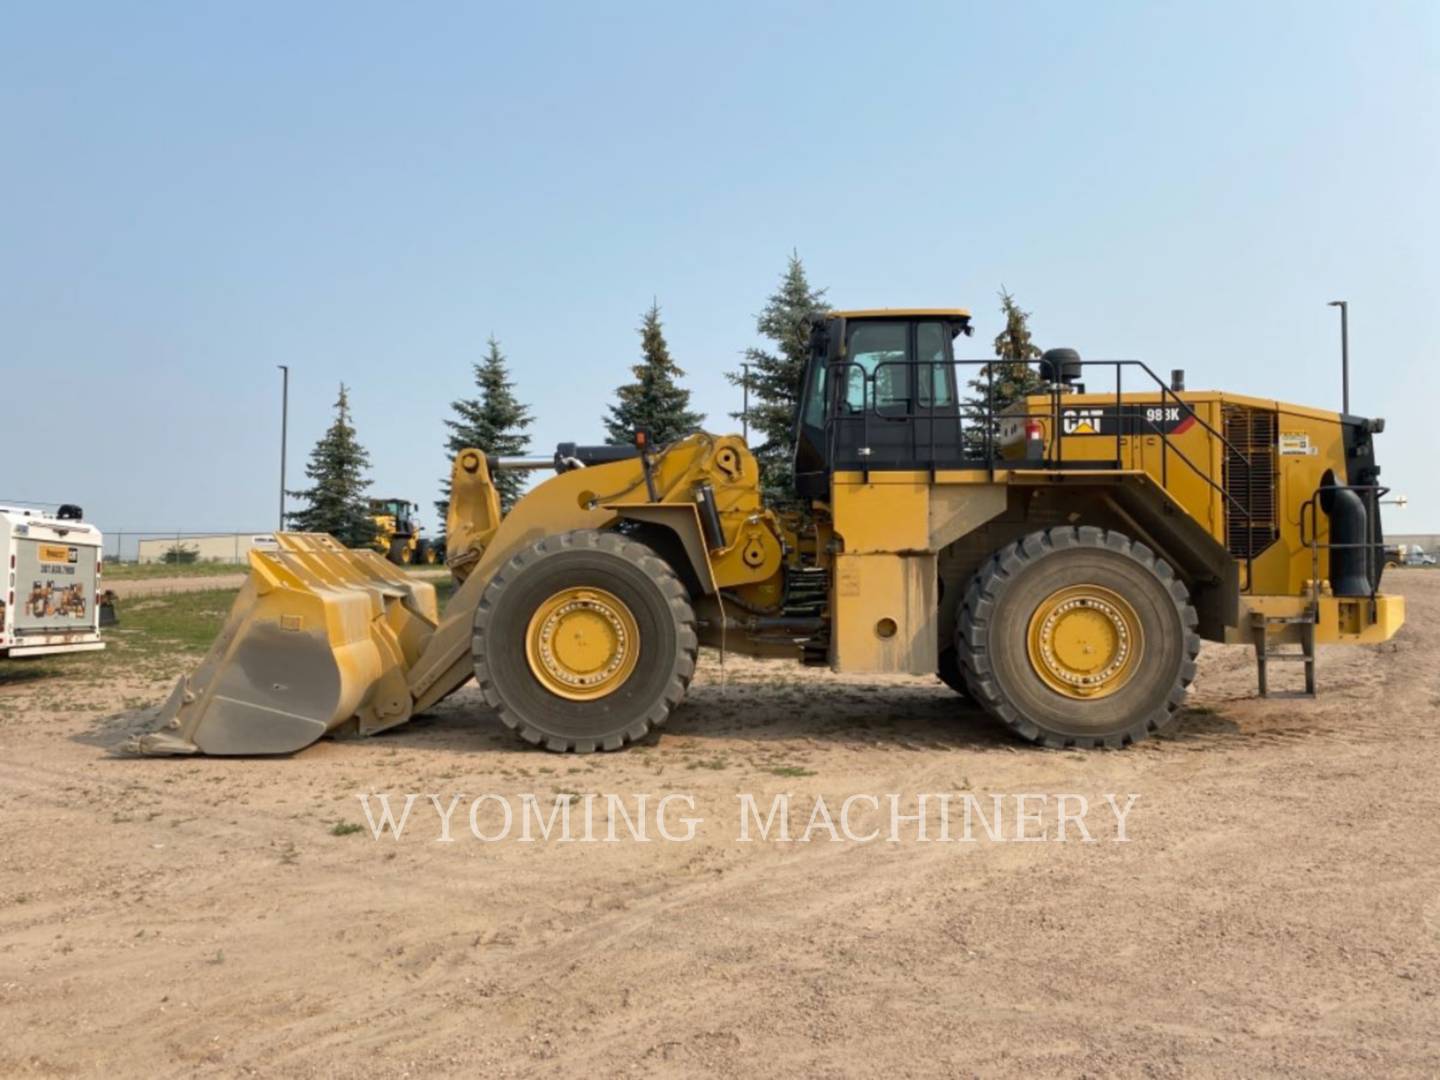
[807,318,830,360]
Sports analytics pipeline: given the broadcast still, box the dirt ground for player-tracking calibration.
[2,572,1437,1078]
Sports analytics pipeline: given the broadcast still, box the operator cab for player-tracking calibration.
[371,498,416,531]
[794,309,975,498]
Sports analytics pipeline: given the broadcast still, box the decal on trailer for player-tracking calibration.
[38,543,79,565]
[15,540,97,630]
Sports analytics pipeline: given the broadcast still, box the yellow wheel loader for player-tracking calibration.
[132,309,1404,756]
[369,498,440,565]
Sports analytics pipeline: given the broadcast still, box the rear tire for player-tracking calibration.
[472,530,697,752]
[959,526,1199,748]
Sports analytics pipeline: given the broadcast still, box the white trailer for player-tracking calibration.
[0,504,106,658]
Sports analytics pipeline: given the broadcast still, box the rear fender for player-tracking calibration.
[1014,473,1238,638]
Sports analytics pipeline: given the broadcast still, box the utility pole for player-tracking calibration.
[741,361,752,443]
[1327,300,1349,415]
[277,365,289,531]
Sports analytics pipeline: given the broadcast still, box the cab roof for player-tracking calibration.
[830,308,972,320]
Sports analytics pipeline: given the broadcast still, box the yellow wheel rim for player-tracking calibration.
[1026,584,1143,699]
[525,587,640,701]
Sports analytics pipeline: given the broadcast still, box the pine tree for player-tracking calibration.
[603,301,703,447]
[437,336,533,519]
[286,384,379,548]
[728,251,830,498]
[966,288,1045,453]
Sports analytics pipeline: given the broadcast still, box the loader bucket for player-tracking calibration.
[129,534,438,756]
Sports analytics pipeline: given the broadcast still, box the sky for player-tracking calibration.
[3,1,1437,543]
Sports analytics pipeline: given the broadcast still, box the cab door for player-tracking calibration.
[833,319,961,471]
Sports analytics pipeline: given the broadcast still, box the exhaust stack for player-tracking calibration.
[1320,478,1373,598]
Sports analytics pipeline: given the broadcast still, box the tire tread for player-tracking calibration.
[471,530,697,753]
[958,526,1201,749]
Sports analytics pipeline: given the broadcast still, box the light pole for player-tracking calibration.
[1327,300,1349,415]
[278,365,289,531]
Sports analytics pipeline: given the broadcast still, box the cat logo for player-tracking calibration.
[1062,408,1105,435]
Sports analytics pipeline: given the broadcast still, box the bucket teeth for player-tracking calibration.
[129,533,439,756]
[126,730,200,755]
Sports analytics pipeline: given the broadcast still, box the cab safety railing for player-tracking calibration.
[821,357,1266,589]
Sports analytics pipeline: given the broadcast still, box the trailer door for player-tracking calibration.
[14,540,98,633]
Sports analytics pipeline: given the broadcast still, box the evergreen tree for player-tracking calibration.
[966,288,1045,453]
[728,251,830,498]
[603,301,703,447]
[286,384,379,547]
[437,336,533,519]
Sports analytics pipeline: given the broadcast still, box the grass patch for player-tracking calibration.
[106,589,238,658]
[3,565,452,696]
[330,821,365,836]
[0,659,71,687]
[766,765,817,778]
[686,757,730,771]
[432,578,457,608]
[103,562,250,581]
[104,558,446,582]
[0,587,238,689]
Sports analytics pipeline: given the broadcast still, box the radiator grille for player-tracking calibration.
[1223,405,1279,558]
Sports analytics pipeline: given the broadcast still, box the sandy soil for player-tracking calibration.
[1,572,1437,1078]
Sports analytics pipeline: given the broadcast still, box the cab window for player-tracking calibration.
[917,321,954,406]
[846,321,908,413]
[802,360,827,429]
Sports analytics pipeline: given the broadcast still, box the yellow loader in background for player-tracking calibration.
[369,497,441,565]
[132,308,1403,756]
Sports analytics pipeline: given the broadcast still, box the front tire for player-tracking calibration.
[472,530,698,752]
[959,526,1199,748]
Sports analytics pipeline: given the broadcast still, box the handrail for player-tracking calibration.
[825,357,1259,463]
[819,355,1267,587]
